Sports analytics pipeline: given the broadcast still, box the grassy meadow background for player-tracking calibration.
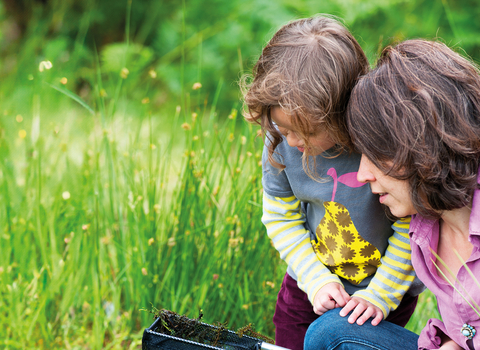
[0,0,478,348]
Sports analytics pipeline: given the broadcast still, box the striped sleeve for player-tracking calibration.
[352,217,416,318]
[263,191,342,303]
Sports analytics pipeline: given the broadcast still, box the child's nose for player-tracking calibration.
[286,131,302,148]
[357,154,376,183]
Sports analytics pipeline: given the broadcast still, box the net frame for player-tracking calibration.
[142,314,264,350]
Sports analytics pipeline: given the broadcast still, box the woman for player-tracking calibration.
[346,39,480,350]
[305,39,480,350]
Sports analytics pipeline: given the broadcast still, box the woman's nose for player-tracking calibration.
[357,154,376,183]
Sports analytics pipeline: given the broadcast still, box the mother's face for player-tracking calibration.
[357,155,417,218]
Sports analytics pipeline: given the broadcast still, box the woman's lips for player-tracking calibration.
[297,147,304,152]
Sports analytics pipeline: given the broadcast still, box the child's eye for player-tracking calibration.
[308,127,323,137]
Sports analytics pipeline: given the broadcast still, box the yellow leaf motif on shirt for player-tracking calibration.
[311,168,381,285]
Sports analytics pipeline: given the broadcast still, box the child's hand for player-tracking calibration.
[339,296,383,326]
[313,283,350,316]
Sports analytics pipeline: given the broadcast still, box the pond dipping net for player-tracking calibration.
[142,310,272,350]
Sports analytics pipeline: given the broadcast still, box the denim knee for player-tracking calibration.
[304,309,349,350]
[304,308,419,350]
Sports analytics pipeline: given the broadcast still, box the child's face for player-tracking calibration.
[270,107,336,156]
[357,154,417,218]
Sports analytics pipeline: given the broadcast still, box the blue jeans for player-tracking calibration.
[304,309,419,350]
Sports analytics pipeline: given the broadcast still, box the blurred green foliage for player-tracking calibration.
[0,0,479,117]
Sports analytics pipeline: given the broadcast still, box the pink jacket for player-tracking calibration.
[410,173,480,350]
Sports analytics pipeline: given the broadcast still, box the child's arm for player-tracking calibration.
[341,217,417,325]
[263,192,348,308]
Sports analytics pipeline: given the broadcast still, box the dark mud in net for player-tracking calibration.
[142,310,269,350]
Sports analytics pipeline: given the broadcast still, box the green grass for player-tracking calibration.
[406,289,440,335]
[0,76,290,348]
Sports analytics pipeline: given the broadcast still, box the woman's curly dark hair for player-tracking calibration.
[347,39,480,219]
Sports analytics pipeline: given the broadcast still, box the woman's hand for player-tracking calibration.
[339,296,384,326]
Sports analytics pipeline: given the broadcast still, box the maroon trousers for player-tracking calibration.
[273,273,418,350]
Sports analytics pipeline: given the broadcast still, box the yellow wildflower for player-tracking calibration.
[120,68,129,79]
[149,69,157,78]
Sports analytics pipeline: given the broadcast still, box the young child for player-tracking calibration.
[344,39,480,350]
[242,15,423,350]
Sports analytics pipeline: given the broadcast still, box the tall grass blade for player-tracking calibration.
[430,249,480,318]
[44,82,95,115]
[452,249,480,311]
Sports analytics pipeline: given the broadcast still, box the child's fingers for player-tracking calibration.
[347,303,367,324]
[330,287,350,307]
[313,283,350,316]
[354,306,374,325]
[339,299,358,317]
[340,298,384,326]
[313,304,328,316]
[313,295,336,315]
[369,310,383,326]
